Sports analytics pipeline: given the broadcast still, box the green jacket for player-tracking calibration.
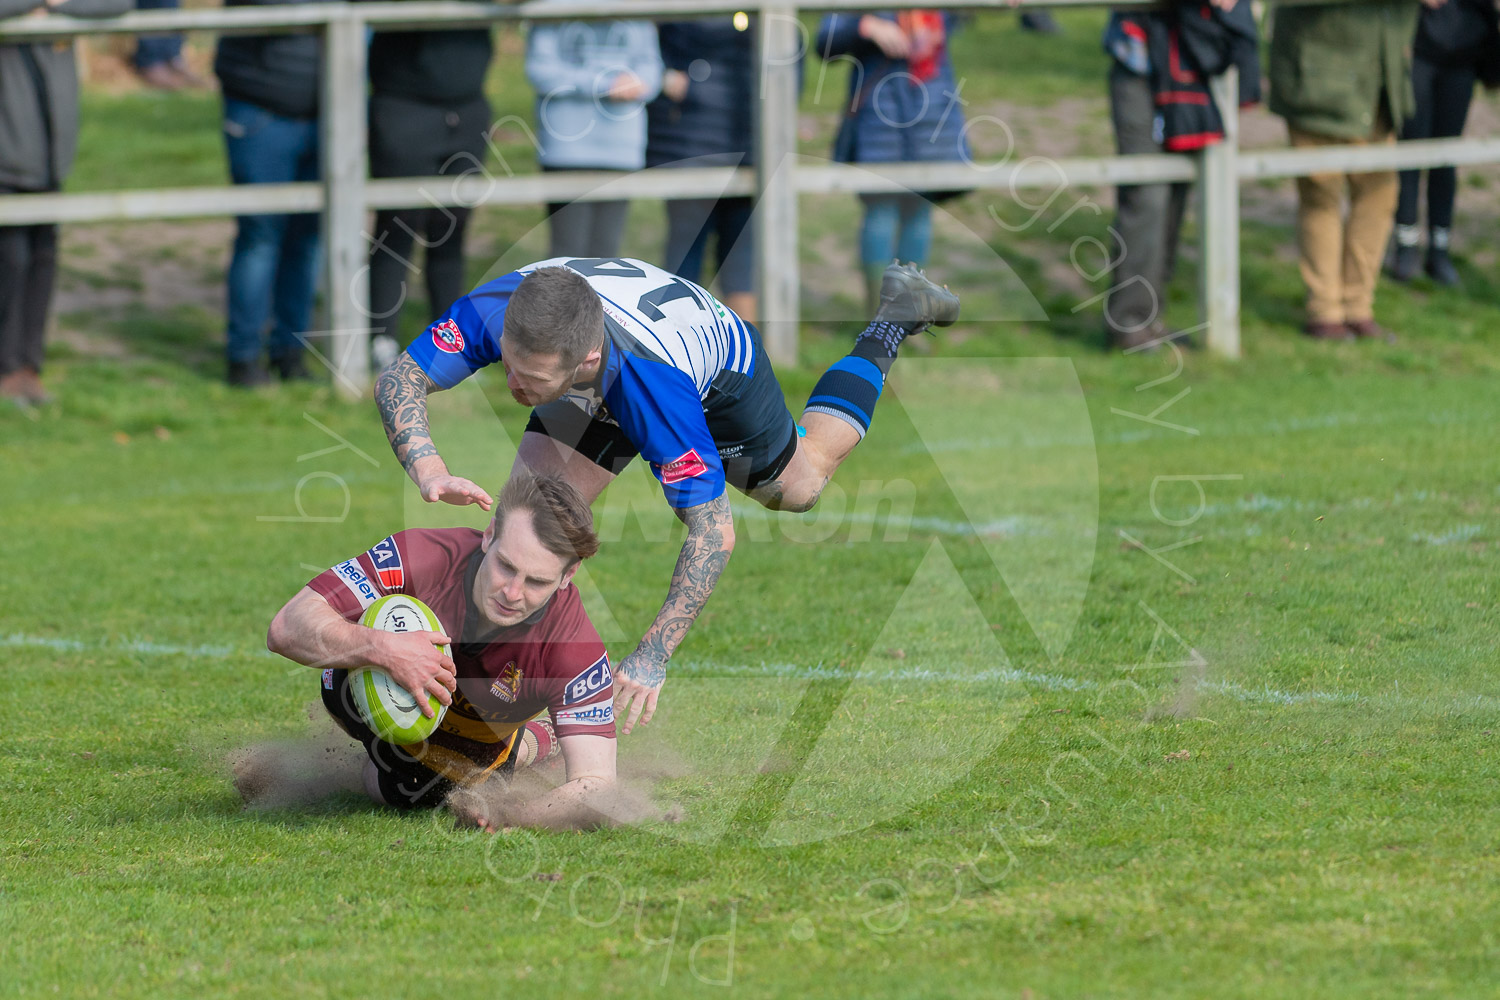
[1268,0,1421,139]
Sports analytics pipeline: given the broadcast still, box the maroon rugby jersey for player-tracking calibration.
[307,528,615,781]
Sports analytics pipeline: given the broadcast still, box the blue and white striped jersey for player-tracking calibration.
[406,257,759,508]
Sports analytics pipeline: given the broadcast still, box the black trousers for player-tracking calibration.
[367,93,491,336]
[0,211,58,377]
[1397,55,1477,232]
[1105,65,1189,338]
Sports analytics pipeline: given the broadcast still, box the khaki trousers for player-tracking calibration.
[1289,123,1399,324]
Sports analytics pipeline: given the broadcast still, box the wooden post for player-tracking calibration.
[755,5,802,367]
[322,9,371,399]
[1200,66,1240,358]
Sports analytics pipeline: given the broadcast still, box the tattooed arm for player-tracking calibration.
[612,493,736,734]
[373,352,494,510]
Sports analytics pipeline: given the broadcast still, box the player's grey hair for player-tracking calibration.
[502,267,605,368]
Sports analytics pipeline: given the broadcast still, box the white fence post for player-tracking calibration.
[755,4,802,366]
[322,8,370,399]
[1200,65,1240,358]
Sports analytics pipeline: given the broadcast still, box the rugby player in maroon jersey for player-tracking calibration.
[262,475,618,831]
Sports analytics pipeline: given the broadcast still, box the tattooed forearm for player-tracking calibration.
[374,353,442,481]
[630,495,736,672]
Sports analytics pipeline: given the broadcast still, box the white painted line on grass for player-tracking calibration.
[7,632,1491,714]
[2,632,243,658]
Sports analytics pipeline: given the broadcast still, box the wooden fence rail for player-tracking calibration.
[2,0,1496,396]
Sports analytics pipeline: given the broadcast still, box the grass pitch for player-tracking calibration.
[7,297,1500,998]
[6,10,1500,999]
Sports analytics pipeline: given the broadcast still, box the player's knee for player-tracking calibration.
[362,759,388,806]
[756,480,821,513]
[777,492,819,514]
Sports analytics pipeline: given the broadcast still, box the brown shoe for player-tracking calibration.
[0,371,29,405]
[1303,320,1352,341]
[1110,322,1182,353]
[18,369,52,405]
[167,56,209,89]
[1346,318,1398,344]
[136,62,183,90]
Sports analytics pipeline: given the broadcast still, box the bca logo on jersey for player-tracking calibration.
[431,318,465,353]
[657,449,708,484]
[563,654,612,705]
[367,536,404,590]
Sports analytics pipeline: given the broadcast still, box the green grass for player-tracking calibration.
[10,8,1500,999]
[9,258,1500,997]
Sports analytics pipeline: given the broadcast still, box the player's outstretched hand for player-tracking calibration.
[419,474,494,511]
[614,651,666,735]
[378,630,458,718]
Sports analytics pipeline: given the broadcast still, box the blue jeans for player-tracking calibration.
[132,0,182,69]
[223,98,321,365]
[859,193,933,269]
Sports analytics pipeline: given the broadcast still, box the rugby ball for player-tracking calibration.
[350,594,449,744]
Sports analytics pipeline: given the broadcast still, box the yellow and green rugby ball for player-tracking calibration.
[350,594,449,744]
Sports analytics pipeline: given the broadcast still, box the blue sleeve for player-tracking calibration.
[609,357,724,509]
[406,272,519,389]
[817,13,868,59]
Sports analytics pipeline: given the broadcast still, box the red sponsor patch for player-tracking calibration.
[658,449,708,485]
[431,318,465,354]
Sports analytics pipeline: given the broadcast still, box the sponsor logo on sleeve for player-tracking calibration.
[368,535,405,591]
[656,449,708,485]
[322,668,335,691]
[431,318,465,354]
[333,559,379,608]
[563,654,612,705]
[556,702,615,728]
[489,661,523,703]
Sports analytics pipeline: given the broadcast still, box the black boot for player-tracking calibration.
[272,349,316,382]
[1386,243,1420,283]
[227,360,270,388]
[1426,239,1460,288]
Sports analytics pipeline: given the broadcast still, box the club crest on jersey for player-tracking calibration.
[490,661,522,703]
[563,654,612,705]
[367,535,404,591]
[431,318,465,353]
[657,448,708,484]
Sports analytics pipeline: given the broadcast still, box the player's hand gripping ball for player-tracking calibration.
[350,595,449,744]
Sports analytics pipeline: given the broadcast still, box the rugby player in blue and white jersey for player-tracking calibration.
[374,257,959,734]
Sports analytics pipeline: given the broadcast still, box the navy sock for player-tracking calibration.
[804,353,887,439]
[853,320,908,375]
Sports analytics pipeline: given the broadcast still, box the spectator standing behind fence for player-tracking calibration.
[132,0,205,90]
[0,0,132,408]
[1386,0,1500,288]
[817,10,968,314]
[1268,0,1429,343]
[527,19,661,260]
[213,0,322,387]
[365,1,494,373]
[1100,0,1259,351]
[646,16,759,322]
